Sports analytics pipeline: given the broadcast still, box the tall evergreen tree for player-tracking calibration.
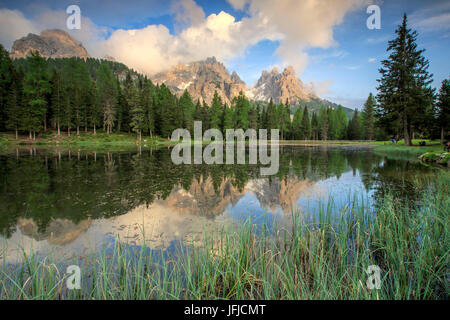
[347,110,361,140]
[311,112,319,140]
[209,91,222,130]
[301,106,311,140]
[180,90,194,134]
[22,51,51,139]
[377,14,434,145]
[318,107,329,141]
[436,79,449,143]
[129,85,144,142]
[50,69,64,135]
[97,63,117,134]
[292,108,303,140]
[0,44,15,132]
[362,93,376,140]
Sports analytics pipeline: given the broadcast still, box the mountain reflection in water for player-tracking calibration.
[0,146,439,262]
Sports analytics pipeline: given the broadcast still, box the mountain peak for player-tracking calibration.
[248,66,315,104]
[10,28,89,59]
[282,66,296,76]
[152,57,247,105]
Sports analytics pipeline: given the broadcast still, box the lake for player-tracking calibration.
[0,145,441,263]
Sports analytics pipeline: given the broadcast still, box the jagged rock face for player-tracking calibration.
[10,29,90,59]
[152,56,247,105]
[248,66,315,105]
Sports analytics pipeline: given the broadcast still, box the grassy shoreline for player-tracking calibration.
[1,173,448,300]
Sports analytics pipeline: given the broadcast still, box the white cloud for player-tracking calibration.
[368,57,376,63]
[228,0,368,74]
[0,0,369,77]
[0,9,35,50]
[304,79,334,96]
[410,2,450,32]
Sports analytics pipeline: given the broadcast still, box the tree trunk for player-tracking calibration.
[403,116,411,146]
[441,127,444,144]
[29,130,32,140]
[93,124,96,135]
[15,128,18,140]
[57,122,60,136]
[77,126,80,136]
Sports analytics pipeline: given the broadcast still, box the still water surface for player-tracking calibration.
[0,146,439,262]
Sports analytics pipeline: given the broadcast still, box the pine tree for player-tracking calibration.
[50,69,63,135]
[5,82,21,139]
[292,108,303,140]
[0,44,15,132]
[87,82,100,135]
[301,106,311,140]
[129,85,144,142]
[318,107,328,141]
[233,91,250,130]
[265,98,276,130]
[335,105,348,139]
[377,14,434,146]
[311,112,319,140]
[209,91,222,130]
[97,63,117,134]
[141,78,155,138]
[22,51,51,139]
[180,90,194,134]
[347,110,361,140]
[222,103,234,132]
[362,93,376,140]
[436,79,449,143]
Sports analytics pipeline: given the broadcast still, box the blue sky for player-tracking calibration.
[0,0,449,109]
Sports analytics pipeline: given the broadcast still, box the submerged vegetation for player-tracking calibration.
[1,173,448,300]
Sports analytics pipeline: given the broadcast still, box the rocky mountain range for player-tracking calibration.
[247,66,316,105]
[152,56,247,106]
[7,29,351,112]
[10,29,90,59]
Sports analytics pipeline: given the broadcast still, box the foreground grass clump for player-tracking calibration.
[1,174,448,300]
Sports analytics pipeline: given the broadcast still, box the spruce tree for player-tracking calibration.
[301,106,311,140]
[209,91,222,130]
[377,14,434,145]
[362,93,376,140]
[97,63,117,134]
[22,51,51,139]
[180,90,194,134]
[129,85,144,142]
[292,108,303,140]
[436,79,449,143]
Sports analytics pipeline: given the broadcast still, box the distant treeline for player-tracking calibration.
[0,44,378,142]
[0,15,447,144]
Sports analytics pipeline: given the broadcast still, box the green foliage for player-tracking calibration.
[377,14,435,145]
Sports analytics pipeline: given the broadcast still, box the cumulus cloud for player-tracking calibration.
[0,0,368,77]
[368,57,376,63]
[0,9,35,49]
[228,0,368,73]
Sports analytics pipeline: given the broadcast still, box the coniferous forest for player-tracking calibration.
[0,15,447,144]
